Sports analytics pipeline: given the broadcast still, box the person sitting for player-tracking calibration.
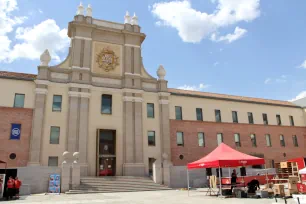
[247,179,260,194]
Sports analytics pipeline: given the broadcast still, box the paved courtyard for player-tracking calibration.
[1,190,297,204]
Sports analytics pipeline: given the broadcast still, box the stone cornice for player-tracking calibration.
[35,80,49,85]
[68,91,91,98]
[35,88,48,95]
[123,96,143,103]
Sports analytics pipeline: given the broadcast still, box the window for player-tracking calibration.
[52,95,62,112]
[148,131,155,146]
[13,93,25,108]
[101,95,112,114]
[248,112,254,124]
[175,106,182,120]
[176,132,184,146]
[234,133,241,147]
[276,115,282,126]
[217,133,223,145]
[265,134,272,147]
[263,113,268,125]
[196,108,203,121]
[280,135,285,147]
[232,111,238,123]
[292,135,298,147]
[215,110,222,122]
[290,116,295,126]
[50,126,60,144]
[198,132,205,147]
[147,103,155,118]
[48,156,58,167]
[250,134,257,147]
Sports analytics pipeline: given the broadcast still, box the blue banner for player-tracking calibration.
[48,174,61,194]
[10,124,21,140]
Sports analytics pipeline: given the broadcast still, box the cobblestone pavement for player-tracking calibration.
[1,190,296,204]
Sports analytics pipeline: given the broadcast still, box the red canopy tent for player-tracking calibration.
[188,143,265,169]
[186,143,265,196]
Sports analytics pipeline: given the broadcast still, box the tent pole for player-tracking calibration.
[187,168,190,196]
[265,164,268,185]
[219,167,222,196]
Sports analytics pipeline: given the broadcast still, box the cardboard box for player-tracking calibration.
[289,183,298,190]
[289,176,299,184]
[274,184,285,196]
[285,189,298,196]
[280,162,288,168]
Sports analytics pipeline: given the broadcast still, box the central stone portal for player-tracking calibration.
[96,129,116,176]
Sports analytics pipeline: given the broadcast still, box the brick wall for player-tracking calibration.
[0,107,33,168]
[170,120,306,167]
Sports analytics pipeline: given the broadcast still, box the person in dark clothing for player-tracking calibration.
[247,179,260,193]
[231,169,237,191]
[6,176,15,200]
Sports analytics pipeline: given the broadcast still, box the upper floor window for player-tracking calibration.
[147,103,155,118]
[234,133,241,147]
[196,108,203,121]
[280,135,285,147]
[52,95,62,112]
[247,112,254,124]
[232,111,238,123]
[175,106,182,120]
[198,132,205,147]
[276,115,282,126]
[14,93,25,108]
[290,116,295,126]
[292,135,298,147]
[50,126,60,144]
[217,133,223,145]
[148,131,155,146]
[265,134,272,147]
[101,94,112,114]
[263,113,268,125]
[250,134,257,147]
[215,110,222,122]
[176,132,184,146]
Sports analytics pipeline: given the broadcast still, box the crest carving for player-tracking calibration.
[96,47,119,72]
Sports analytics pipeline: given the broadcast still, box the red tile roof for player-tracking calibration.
[169,88,299,108]
[0,71,36,81]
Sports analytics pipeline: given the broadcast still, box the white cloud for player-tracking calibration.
[290,91,306,101]
[151,0,260,43]
[211,27,247,43]
[0,0,69,64]
[177,83,211,91]
[298,60,306,69]
[264,78,271,84]
[264,75,287,84]
[8,19,69,62]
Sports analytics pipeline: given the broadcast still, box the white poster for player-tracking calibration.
[0,174,5,199]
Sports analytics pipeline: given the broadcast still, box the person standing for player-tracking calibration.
[14,177,22,199]
[6,176,14,200]
[231,169,237,192]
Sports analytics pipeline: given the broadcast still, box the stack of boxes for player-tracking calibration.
[273,184,285,197]
[286,176,299,196]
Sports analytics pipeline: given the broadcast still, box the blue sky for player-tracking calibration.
[1,0,306,101]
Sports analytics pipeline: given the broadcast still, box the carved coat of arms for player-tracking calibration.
[96,47,119,72]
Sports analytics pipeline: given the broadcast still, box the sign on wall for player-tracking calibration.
[10,124,21,140]
[48,174,61,194]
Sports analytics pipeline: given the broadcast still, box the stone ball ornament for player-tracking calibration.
[40,49,51,66]
[162,153,168,160]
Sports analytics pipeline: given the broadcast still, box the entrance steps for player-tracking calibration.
[66,176,172,194]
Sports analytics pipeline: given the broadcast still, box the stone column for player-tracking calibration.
[67,91,79,153]
[78,96,90,176]
[153,158,162,184]
[71,152,80,189]
[28,85,48,165]
[61,151,72,193]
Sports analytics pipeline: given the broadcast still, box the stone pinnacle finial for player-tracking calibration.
[86,4,92,17]
[131,12,138,25]
[124,11,131,24]
[77,2,84,15]
[157,64,166,80]
[40,49,51,66]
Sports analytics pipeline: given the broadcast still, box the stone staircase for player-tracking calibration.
[66,176,172,194]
